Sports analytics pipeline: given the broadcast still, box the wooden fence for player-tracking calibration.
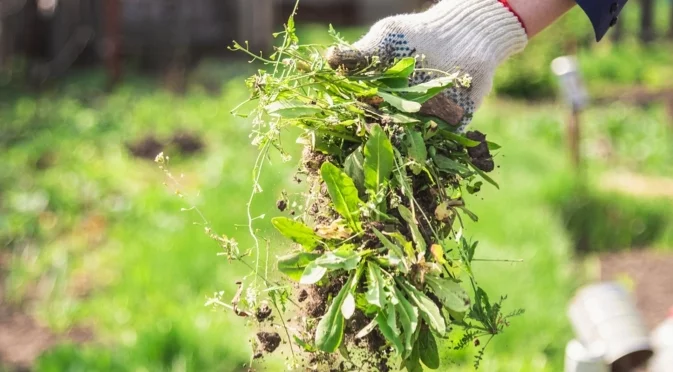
[0,0,426,84]
[612,0,673,43]
[0,0,670,85]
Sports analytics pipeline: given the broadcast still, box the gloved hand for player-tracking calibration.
[327,0,528,131]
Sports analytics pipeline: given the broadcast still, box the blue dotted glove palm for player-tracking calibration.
[327,0,527,131]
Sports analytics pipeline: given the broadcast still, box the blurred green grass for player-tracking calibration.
[1,11,673,372]
[495,3,673,99]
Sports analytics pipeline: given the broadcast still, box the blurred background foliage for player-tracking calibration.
[1,0,672,371]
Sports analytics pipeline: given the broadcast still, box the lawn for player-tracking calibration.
[2,11,673,372]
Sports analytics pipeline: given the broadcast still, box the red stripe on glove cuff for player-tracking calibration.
[498,0,527,33]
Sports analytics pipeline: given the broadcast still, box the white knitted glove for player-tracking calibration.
[327,0,528,131]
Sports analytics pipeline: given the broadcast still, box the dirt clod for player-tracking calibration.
[170,131,204,154]
[465,130,495,173]
[256,332,281,353]
[276,199,287,212]
[302,148,329,175]
[255,302,272,322]
[126,135,163,160]
[297,289,309,303]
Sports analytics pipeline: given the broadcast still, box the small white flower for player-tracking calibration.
[459,74,472,88]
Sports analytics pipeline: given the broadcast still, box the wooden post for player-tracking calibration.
[666,96,673,131]
[640,0,656,43]
[669,0,673,39]
[568,109,582,170]
[237,0,274,54]
[163,0,190,94]
[551,56,588,172]
[611,14,624,43]
[0,19,7,69]
[103,0,121,86]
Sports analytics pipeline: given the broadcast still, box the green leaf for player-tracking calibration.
[375,311,404,356]
[265,100,324,118]
[300,261,328,285]
[404,339,424,372]
[398,279,446,336]
[487,141,502,150]
[365,262,387,309]
[377,91,422,113]
[425,276,471,313]
[440,129,481,147]
[459,206,479,222]
[313,135,343,156]
[382,75,456,94]
[459,238,477,276]
[471,164,500,189]
[356,87,380,97]
[393,286,419,357]
[384,57,416,78]
[315,273,355,352]
[419,327,440,369]
[405,129,427,175]
[433,154,471,175]
[386,301,399,335]
[372,228,409,273]
[277,252,321,281]
[378,77,410,89]
[364,124,394,196]
[320,162,362,231]
[383,75,457,103]
[271,217,321,251]
[344,148,365,194]
[397,205,426,252]
[293,335,316,352]
[448,308,467,323]
[385,112,421,124]
[466,239,478,262]
[314,247,360,271]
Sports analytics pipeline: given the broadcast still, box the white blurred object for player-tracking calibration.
[37,0,58,17]
[564,339,608,372]
[649,307,673,372]
[567,282,653,371]
[551,56,589,111]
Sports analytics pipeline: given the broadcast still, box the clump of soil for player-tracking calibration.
[126,130,205,160]
[295,277,392,371]
[302,147,330,175]
[297,289,309,303]
[306,179,338,227]
[280,137,458,370]
[126,135,164,160]
[304,277,346,319]
[34,151,57,170]
[343,310,391,371]
[293,234,393,371]
[255,302,272,322]
[170,131,204,155]
[256,332,281,353]
[465,130,494,173]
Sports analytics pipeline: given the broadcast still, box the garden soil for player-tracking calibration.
[600,250,673,329]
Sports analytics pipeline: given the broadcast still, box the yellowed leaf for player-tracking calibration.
[430,244,447,264]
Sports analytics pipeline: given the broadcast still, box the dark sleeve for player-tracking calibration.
[575,0,629,41]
